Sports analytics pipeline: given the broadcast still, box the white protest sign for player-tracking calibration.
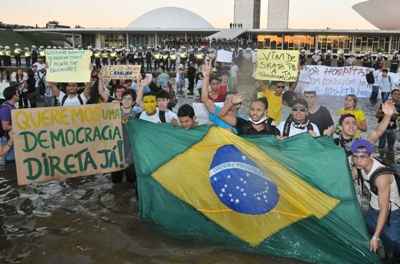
[216,50,233,64]
[296,66,379,98]
[45,49,92,82]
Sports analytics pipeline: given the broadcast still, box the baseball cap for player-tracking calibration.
[351,139,374,155]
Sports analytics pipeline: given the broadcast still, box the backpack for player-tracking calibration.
[366,71,375,84]
[0,102,13,138]
[159,111,166,123]
[282,116,314,137]
[61,94,84,106]
[365,165,400,208]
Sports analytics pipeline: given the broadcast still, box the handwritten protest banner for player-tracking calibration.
[45,49,92,82]
[296,65,377,98]
[101,65,142,80]
[255,49,299,82]
[12,103,124,185]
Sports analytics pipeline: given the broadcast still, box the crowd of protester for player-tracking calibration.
[0,43,399,262]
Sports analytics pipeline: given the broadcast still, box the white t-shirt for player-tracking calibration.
[362,159,400,211]
[277,121,320,137]
[139,109,177,124]
[58,91,88,107]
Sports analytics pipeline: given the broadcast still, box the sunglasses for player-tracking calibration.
[277,86,285,88]
[292,107,307,112]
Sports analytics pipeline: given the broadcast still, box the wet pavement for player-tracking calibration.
[0,62,391,264]
[0,172,306,264]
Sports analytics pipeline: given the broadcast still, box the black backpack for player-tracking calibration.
[159,111,166,123]
[366,71,375,84]
[366,165,400,208]
[61,94,84,106]
[0,102,13,138]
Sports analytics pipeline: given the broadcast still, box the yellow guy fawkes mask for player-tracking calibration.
[143,95,157,115]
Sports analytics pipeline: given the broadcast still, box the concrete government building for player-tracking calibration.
[14,1,400,54]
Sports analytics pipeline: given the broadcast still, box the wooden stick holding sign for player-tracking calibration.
[255,49,300,82]
[12,103,124,185]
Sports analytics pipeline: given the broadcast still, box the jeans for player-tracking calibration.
[382,92,391,103]
[379,129,396,151]
[370,85,379,104]
[366,208,400,258]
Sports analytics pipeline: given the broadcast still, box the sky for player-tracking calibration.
[1,0,375,29]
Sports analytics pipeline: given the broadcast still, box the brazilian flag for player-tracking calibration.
[127,120,380,264]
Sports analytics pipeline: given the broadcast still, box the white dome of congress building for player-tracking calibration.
[353,0,400,30]
[128,7,214,29]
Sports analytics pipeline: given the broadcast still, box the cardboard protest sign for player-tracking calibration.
[45,49,92,82]
[12,103,124,185]
[101,65,142,80]
[216,49,233,63]
[255,49,300,82]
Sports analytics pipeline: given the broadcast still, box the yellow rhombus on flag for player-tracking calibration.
[153,127,339,246]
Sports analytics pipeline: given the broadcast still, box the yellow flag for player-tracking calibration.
[153,127,339,246]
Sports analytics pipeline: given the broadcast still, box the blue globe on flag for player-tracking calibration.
[209,145,279,215]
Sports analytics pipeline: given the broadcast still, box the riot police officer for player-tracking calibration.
[101,49,109,66]
[145,48,152,71]
[323,50,332,66]
[169,49,177,71]
[179,47,188,68]
[39,46,46,63]
[299,49,307,66]
[23,47,32,67]
[162,49,169,71]
[14,43,22,67]
[390,51,399,73]
[137,48,144,68]
[31,45,38,64]
[4,46,12,66]
[153,49,161,71]
[362,51,373,68]
[109,48,118,65]
[94,48,102,69]
[0,46,4,66]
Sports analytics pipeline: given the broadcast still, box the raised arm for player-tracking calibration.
[358,119,368,132]
[219,94,243,126]
[97,72,110,102]
[201,59,215,113]
[368,100,395,143]
[135,76,145,108]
